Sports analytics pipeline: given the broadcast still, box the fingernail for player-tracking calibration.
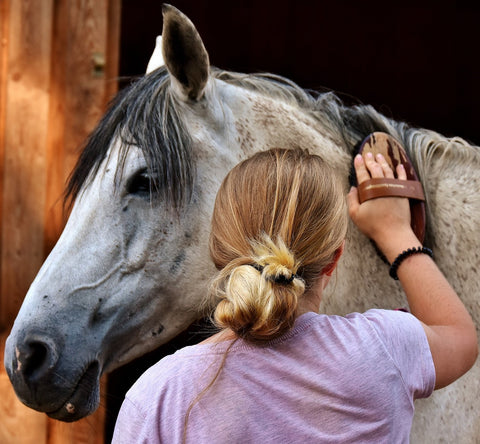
[376,153,384,160]
[366,152,373,158]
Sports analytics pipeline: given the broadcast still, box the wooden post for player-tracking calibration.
[0,0,120,442]
[0,0,54,331]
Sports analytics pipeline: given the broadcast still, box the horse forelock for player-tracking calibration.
[65,66,193,209]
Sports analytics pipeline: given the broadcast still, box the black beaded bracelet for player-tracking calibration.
[389,247,433,280]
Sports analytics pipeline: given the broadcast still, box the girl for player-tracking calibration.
[113,144,477,443]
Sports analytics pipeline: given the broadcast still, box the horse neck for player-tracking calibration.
[221,85,352,178]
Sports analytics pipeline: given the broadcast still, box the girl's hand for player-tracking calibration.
[347,152,420,261]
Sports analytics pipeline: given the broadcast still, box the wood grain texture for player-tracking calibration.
[0,0,9,334]
[0,0,53,329]
[44,0,120,255]
[0,0,120,442]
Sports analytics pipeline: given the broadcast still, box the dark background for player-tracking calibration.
[120,0,480,144]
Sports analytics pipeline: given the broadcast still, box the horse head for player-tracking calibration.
[4,4,250,421]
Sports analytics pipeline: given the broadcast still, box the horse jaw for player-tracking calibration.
[161,3,209,101]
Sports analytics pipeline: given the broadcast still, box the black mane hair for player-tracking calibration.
[65,66,193,209]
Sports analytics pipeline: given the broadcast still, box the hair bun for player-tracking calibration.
[251,234,301,286]
[263,263,296,285]
[250,262,298,285]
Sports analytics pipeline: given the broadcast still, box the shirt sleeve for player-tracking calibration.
[363,309,436,399]
[112,396,158,444]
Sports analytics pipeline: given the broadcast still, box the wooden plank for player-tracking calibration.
[44,0,120,254]
[42,0,68,255]
[63,0,111,181]
[0,1,53,441]
[106,0,121,101]
[0,0,54,328]
[0,0,9,334]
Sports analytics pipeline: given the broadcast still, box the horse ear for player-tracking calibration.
[146,35,165,73]
[161,4,210,101]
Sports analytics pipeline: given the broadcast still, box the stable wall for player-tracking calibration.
[0,1,120,442]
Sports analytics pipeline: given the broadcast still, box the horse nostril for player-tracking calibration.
[16,337,58,382]
[23,342,48,378]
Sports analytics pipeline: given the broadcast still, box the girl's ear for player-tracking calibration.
[323,241,345,277]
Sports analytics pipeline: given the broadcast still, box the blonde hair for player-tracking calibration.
[209,148,347,342]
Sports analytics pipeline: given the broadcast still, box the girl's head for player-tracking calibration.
[209,148,347,342]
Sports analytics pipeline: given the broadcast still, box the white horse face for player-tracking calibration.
[3,135,217,420]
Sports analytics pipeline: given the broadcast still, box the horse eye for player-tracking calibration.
[127,170,153,197]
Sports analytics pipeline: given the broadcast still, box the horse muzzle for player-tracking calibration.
[4,330,101,422]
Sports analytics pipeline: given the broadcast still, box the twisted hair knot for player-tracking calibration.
[251,235,301,283]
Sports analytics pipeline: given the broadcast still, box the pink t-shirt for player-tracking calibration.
[112,309,435,443]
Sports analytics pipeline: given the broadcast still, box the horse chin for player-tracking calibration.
[46,362,100,422]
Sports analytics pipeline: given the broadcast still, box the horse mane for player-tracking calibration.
[65,67,193,209]
[214,69,480,213]
[66,66,479,210]
[214,69,402,145]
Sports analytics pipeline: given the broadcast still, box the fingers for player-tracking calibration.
[353,154,371,184]
[363,152,388,179]
[375,153,395,179]
[396,164,407,180]
[355,151,405,183]
[354,152,387,184]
